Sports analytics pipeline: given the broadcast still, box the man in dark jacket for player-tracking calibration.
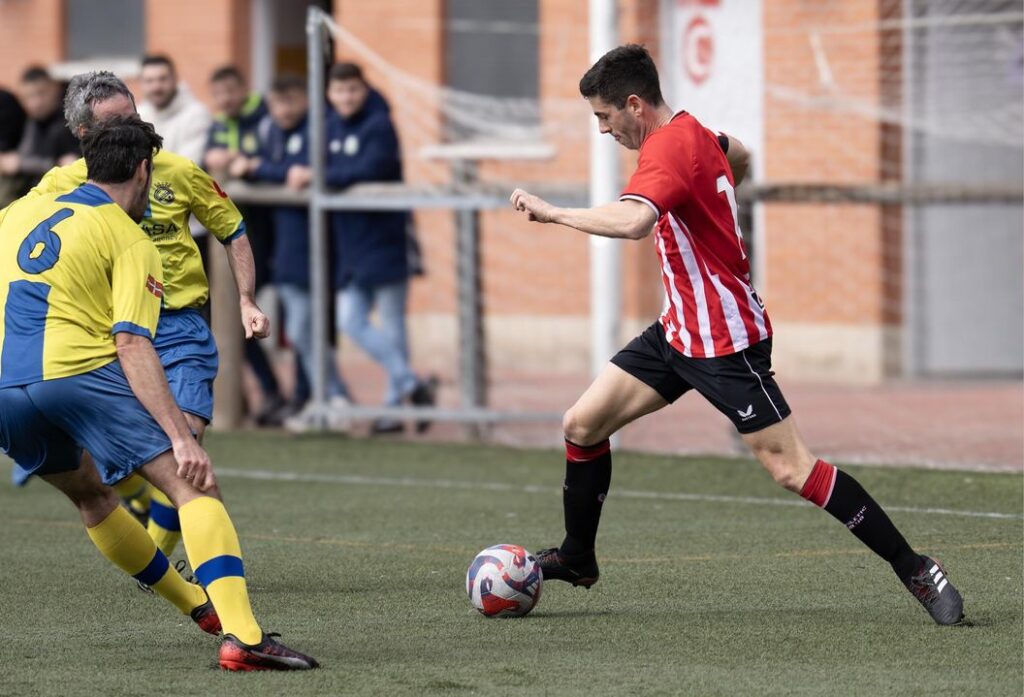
[231,74,350,431]
[0,67,79,197]
[203,65,287,426]
[325,62,434,434]
[0,87,27,207]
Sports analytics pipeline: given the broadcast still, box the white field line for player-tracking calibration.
[215,468,1023,521]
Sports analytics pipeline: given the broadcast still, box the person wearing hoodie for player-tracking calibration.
[324,62,435,435]
[137,55,211,165]
[230,74,350,431]
[138,55,215,266]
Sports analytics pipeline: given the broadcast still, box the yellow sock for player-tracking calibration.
[112,474,152,516]
[148,488,182,556]
[178,496,262,645]
[86,506,207,615]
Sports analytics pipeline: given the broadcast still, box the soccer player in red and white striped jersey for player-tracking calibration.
[510,44,963,626]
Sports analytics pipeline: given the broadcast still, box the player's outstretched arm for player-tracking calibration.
[116,333,215,491]
[510,189,656,240]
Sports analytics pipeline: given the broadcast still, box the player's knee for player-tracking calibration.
[68,482,119,515]
[562,407,602,446]
[751,442,804,492]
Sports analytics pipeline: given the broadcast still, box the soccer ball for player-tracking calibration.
[466,544,543,618]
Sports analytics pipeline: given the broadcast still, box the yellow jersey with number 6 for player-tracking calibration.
[0,183,164,387]
[27,149,245,311]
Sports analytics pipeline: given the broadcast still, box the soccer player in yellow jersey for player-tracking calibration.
[0,116,317,670]
[11,71,267,554]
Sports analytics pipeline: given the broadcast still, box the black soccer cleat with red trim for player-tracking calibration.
[219,633,320,671]
[903,555,964,626]
[189,597,222,636]
[535,548,600,588]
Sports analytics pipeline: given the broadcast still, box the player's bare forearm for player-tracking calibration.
[225,233,257,302]
[552,201,657,239]
[116,333,195,445]
[225,234,270,338]
[510,189,656,240]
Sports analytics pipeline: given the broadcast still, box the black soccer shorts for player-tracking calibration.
[610,322,792,434]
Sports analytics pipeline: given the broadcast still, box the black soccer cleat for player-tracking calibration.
[219,632,320,671]
[903,555,964,626]
[535,547,600,588]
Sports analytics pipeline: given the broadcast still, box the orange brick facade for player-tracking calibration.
[0,0,902,382]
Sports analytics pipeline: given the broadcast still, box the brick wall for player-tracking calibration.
[0,0,64,89]
[145,0,250,104]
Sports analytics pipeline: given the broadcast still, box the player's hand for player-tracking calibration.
[172,438,216,492]
[510,188,557,223]
[204,148,233,174]
[286,165,312,191]
[228,156,251,179]
[0,152,20,175]
[240,298,270,339]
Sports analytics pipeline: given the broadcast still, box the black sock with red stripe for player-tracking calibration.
[559,439,612,559]
[801,459,920,580]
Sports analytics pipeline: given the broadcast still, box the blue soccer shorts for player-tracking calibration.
[153,308,219,424]
[3,362,173,486]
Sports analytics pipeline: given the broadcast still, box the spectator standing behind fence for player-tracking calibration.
[138,55,214,267]
[323,63,436,435]
[231,74,351,431]
[0,86,27,207]
[0,67,79,200]
[203,65,298,426]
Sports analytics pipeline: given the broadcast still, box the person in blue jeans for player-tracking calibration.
[231,74,350,431]
[325,62,435,434]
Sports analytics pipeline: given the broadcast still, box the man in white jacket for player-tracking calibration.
[137,55,211,164]
[137,55,214,261]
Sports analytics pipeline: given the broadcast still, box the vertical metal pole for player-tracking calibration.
[588,0,620,376]
[454,160,486,437]
[250,0,274,94]
[901,0,921,377]
[307,7,329,427]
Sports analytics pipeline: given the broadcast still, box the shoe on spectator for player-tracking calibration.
[370,417,404,435]
[253,393,286,427]
[408,376,439,434]
[284,396,352,434]
[326,395,353,433]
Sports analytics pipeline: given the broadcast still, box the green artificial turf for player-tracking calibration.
[1,432,1020,696]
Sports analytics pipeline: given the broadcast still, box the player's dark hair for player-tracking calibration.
[269,74,306,95]
[579,44,664,109]
[81,116,162,184]
[20,66,52,84]
[141,54,176,74]
[328,62,365,84]
[210,65,245,84]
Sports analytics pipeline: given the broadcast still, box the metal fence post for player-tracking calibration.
[454,159,487,438]
[307,7,329,428]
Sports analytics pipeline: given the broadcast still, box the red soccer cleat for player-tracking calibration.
[189,598,222,636]
[218,633,320,671]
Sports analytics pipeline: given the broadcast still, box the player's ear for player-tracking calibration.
[135,157,152,189]
[626,94,643,117]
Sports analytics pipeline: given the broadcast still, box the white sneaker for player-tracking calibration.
[283,402,320,434]
[326,395,353,433]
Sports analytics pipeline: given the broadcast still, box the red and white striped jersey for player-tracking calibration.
[620,112,771,358]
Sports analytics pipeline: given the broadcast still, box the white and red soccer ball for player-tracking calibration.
[466,544,543,618]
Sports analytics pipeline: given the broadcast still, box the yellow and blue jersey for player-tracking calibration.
[0,183,164,387]
[27,149,245,311]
